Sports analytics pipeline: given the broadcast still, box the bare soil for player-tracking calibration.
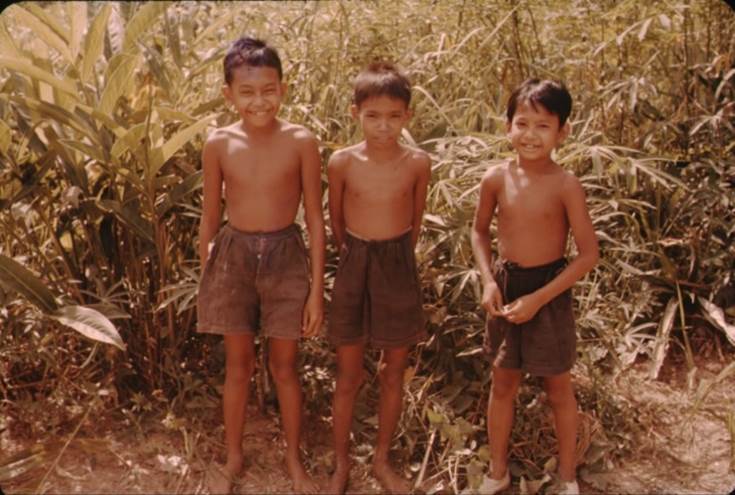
[1,358,733,494]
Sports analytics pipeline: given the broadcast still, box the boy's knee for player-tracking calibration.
[378,364,404,390]
[490,379,519,401]
[546,386,576,409]
[336,367,363,393]
[268,356,297,384]
[226,359,256,383]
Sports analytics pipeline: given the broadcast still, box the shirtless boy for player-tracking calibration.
[471,79,599,495]
[197,37,324,494]
[326,62,431,494]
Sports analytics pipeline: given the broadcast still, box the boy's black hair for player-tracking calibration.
[223,36,282,84]
[506,78,572,126]
[353,62,411,108]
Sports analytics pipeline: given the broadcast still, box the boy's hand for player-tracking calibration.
[482,281,504,316]
[302,290,324,338]
[502,292,543,324]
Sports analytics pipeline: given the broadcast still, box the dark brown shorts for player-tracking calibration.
[197,224,310,339]
[328,230,426,349]
[484,258,576,376]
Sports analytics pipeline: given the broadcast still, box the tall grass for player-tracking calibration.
[1,0,733,491]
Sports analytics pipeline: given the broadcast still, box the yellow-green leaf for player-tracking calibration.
[123,2,172,53]
[81,3,111,84]
[98,53,140,115]
[68,1,87,60]
[0,119,11,155]
[0,254,58,313]
[148,115,214,178]
[5,5,72,62]
[0,57,79,98]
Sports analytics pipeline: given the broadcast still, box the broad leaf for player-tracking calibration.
[80,4,111,84]
[123,2,171,53]
[0,57,78,98]
[5,5,72,61]
[98,53,140,115]
[148,115,214,179]
[52,305,126,351]
[0,255,58,313]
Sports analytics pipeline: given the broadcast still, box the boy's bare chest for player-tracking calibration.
[221,142,300,183]
[499,177,564,220]
[346,163,414,199]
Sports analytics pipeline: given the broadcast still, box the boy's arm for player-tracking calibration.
[471,167,504,316]
[505,174,599,322]
[410,152,431,249]
[299,131,326,337]
[198,134,223,268]
[327,152,347,249]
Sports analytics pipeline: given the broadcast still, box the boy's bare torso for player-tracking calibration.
[336,143,426,240]
[211,119,307,232]
[493,159,572,266]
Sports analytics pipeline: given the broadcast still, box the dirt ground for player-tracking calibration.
[1,358,734,494]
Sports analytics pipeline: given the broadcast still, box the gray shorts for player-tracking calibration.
[197,224,310,339]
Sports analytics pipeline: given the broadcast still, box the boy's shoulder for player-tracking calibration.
[276,119,318,143]
[329,143,429,169]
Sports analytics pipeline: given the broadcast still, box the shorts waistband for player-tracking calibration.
[346,226,412,244]
[223,223,300,241]
[499,257,567,272]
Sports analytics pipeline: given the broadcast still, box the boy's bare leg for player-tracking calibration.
[213,334,256,494]
[487,367,522,480]
[543,372,578,482]
[268,338,318,493]
[372,346,411,494]
[328,342,365,494]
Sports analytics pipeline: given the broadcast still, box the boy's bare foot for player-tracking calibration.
[286,455,319,494]
[372,461,412,494]
[327,463,350,494]
[207,458,242,495]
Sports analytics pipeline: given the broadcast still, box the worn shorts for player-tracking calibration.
[328,229,426,349]
[484,258,576,376]
[196,223,310,339]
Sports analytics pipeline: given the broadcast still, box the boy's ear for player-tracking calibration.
[221,84,232,102]
[350,103,359,120]
[280,82,288,97]
[558,122,571,143]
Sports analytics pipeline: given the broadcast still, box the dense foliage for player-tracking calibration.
[1,1,733,491]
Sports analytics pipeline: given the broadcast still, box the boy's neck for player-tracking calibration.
[363,140,404,163]
[515,155,557,173]
[239,118,280,138]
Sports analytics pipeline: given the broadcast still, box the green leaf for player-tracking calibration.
[6,5,72,62]
[0,119,11,155]
[0,17,21,59]
[148,115,214,179]
[81,4,111,83]
[123,2,172,53]
[97,199,155,244]
[155,170,203,216]
[0,57,79,98]
[59,139,108,163]
[10,95,99,145]
[111,123,147,159]
[68,2,87,60]
[98,53,141,115]
[51,305,126,351]
[0,255,58,313]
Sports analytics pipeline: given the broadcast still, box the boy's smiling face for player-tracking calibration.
[507,101,569,165]
[223,65,286,129]
[352,95,411,147]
